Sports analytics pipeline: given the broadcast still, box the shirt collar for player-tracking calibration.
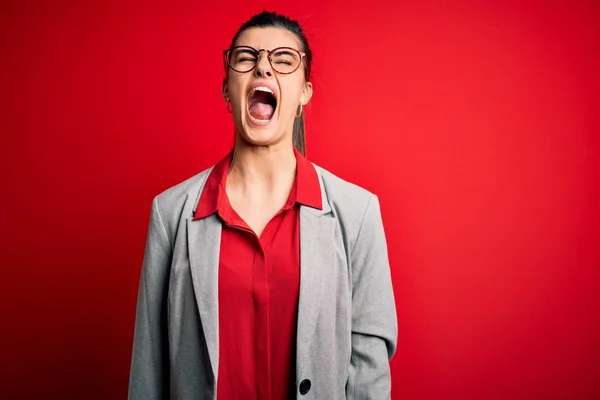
[194,147,322,220]
[293,147,322,210]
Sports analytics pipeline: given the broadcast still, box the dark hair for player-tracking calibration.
[227,11,312,156]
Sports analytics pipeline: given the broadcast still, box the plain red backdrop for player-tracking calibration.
[1,0,599,398]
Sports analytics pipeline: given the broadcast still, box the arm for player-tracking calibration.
[128,196,172,400]
[347,194,398,400]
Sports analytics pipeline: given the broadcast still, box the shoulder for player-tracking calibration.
[313,163,377,215]
[313,163,384,252]
[150,166,214,232]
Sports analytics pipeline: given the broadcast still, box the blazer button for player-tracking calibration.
[299,379,311,395]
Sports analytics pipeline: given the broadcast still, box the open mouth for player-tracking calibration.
[247,86,277,123]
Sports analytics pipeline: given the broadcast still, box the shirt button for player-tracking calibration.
[299,379,311,395]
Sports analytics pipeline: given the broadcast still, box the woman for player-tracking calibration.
[129,11,397,400]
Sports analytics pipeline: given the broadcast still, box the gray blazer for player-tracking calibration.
[128,162,398,400]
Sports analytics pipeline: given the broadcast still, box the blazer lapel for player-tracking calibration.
[187,214,221,381]
[296,170,335,372]
[183,165,333,380]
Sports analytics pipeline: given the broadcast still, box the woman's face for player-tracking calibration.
[223,27,313,149]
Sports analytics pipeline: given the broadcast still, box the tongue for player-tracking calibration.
[249,102,274,120]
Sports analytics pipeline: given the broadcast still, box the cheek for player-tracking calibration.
[279,80,305,112]
[227,75,247,99]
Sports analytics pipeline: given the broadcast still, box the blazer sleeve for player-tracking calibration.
[128,196,172,400]
[346,194,398,400]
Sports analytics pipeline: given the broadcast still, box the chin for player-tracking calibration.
[238,124,281,148]
[236,111,282,145]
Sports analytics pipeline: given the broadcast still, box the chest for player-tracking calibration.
[218,205,301,282]
[227,190,292,238]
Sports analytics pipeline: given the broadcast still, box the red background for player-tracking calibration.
[1,0,599,398]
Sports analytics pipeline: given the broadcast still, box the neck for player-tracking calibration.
[227,140,297,191]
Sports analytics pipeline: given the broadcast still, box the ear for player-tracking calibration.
[222,77,229,100]
[300,80,313,106]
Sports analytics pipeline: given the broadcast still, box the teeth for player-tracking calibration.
[252,86,274,96]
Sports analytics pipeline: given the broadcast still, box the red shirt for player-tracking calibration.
[194,148,322,400]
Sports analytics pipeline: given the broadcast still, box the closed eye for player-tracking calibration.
[272,50,297,58]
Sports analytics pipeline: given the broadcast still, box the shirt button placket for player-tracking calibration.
[253,237,271,400]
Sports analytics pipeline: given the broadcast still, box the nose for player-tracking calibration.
[254,51,273,78]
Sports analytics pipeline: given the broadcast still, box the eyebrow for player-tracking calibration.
[272,49,298,58]
[233,48,258,56]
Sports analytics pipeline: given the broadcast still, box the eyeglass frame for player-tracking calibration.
[223,45,307,75]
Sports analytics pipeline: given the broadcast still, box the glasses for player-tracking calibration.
[223,46,306,75]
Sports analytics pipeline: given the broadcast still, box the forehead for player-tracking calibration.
[235,27,301,50]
